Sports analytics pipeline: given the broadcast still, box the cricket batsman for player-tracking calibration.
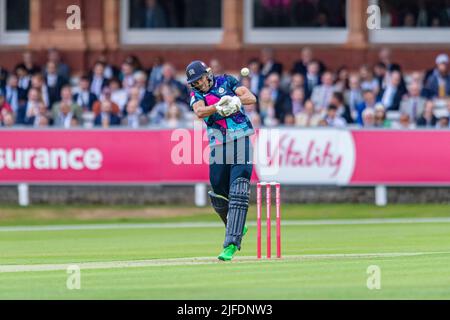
[186,60,257,261]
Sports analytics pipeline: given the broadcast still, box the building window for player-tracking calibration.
[245,0,348,44]
[370,0,450,43]
[0,0,30,45]
[121,0,223,45]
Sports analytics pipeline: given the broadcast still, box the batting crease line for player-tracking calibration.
[1,251,449,273]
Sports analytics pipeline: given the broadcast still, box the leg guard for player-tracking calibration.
[208,191,228,226]
[223,177,250,250]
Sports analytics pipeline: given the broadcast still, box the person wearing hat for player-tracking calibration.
[424,53,450,98]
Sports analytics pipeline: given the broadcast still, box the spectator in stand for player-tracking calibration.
[310,71,335,113]
[30,73,50,109]
[400,81,427,122]
[284,114,295,126]
[121,59,136,92]
[96,53,120,80]
[124,55,144,72]
[359,64,380,94]
[0,111,15,127]
[51,85,83,125]
[16,88,43,124]
[288,73,305,93]
[416,100,438,127]
[373,62,388,91]
[147,56,164,92]
[0,89,13,123]
[23,100,51,127]
[0,66,8,90]
[209,59,224,75]
[243,102,261,128]
[4,74,23,114]
[291,47,326,77]
[344,74,364,115]
[94,100,121,128]
[378,70,405,111]
[356,89,378,125]
[248,58,265,96]
[74,75,98,111]
[16,51,41,75]
[330,91,353,124]
[361,108,376,128]
[149,85,189,126]
[287,87,305,116]
[260,47,283,77]
[133,71,155,114]
[323,104,347,128]
[154,63,189,104]
[90,61,109,99]
[45,61,67,108]
[374,103,391,128]
[304,60,321,99]
[15,64,31,94]
[295,99,321,127]
[392,113,415,129]
[264,72,290,123]
[436,116,449,129]
[378,47,402,73]
[52,101,82,128]
[109,77,128,113]
[424,54,450,98]
[240,76,251,92]
[46,48,71,82]
[122,99,147,128]
[257,87,278,127]
[92,87,121,116]
[163,103,188,128]
[334,66,349,93]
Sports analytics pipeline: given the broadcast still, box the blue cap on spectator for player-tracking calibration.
[435,54,449,65]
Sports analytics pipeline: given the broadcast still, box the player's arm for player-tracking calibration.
[192,99,218,118]
[235,86,257,105]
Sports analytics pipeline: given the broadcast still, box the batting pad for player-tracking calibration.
[224,177,250,250]
[208,191,229,226]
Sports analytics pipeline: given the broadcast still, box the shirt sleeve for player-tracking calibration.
[189,91,205,111]
[225,74,240,93]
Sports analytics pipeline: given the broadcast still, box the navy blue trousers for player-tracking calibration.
[209,136,253,198]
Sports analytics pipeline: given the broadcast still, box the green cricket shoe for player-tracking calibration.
[218,244,238,261]
[243,225,248,236]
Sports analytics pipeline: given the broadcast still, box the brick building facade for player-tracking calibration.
[0,0,449,74]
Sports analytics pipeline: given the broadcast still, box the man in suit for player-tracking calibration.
[247,58,265,96]
[303,60,321,100]
[260,47,283,77]
[74,76,98,111]
[90,61,109,99]
[330,91,354,124]
[356,89,378,125]
[400,81,427,122]
[265,72,290,123]
[51,85,83,126]
[378,70,405,111]
[94,100,121,128]
[44,61,68,109]
[4,74,26,114]
[311,71,335,113]
[291,47,326,77]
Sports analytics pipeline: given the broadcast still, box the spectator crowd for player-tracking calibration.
[1,47,450,130]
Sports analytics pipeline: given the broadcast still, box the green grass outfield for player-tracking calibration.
[0,204,450,299]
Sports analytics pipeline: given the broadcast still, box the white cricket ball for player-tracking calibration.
[240,67,250,77]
